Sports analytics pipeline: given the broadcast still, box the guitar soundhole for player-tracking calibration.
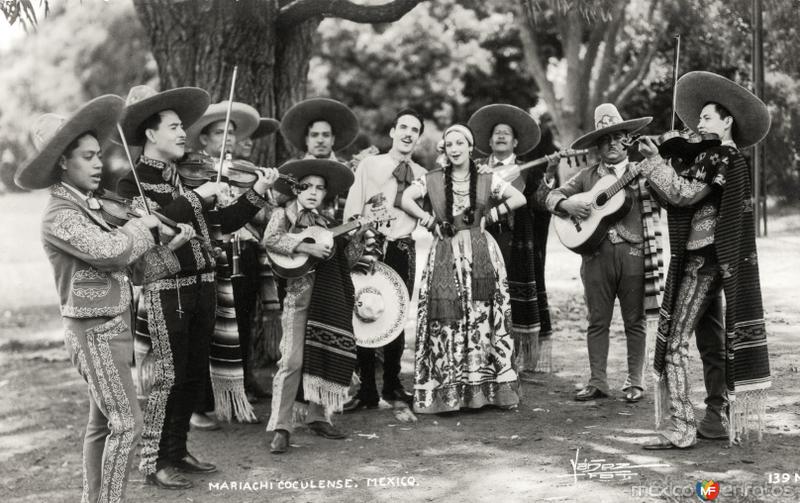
[595,193,608,207]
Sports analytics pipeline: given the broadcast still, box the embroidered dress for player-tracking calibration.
[412,172,519,414]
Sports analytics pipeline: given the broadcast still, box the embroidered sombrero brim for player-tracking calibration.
[351,262,409,348]
[251,118,280,139]
[186,101,260,151]
[467,104,541,156]
[274,158,354,201]
[16,95,125,190]
[280,98,359,152]
[570,116,652,150]
[118,87,210,146]
[676,71,770,149]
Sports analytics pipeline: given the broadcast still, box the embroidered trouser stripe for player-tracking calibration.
[63,314,142,503]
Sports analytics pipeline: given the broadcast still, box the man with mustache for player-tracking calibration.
[342,109,427,411]
[546,103,662,404]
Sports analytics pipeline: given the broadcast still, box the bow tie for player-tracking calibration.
[295,209,328,229]
[161,164,177,184]
[392,159,415,208]
[87,197,101,211]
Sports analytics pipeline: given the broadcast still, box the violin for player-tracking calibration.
[624,130,721,162]
[96,190,181,233]
[176,152,296,190]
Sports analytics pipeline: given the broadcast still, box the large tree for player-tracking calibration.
[131,0,423,164]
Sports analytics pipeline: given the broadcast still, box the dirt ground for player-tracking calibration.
[1,191,799,503]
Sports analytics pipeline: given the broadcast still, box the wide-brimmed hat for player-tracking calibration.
[251,117,280,139]
[15,95,124,190]
[280,98,359,152]
[118,85,210,146]
[571,103,652,150]
[186,100,260,150]
[351,262,409,348]
[274,158,354,201]
[676,71,770,149]
[467,104,541,156]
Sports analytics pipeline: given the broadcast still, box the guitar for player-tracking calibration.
[553,163,641,255]
[268,198,395,279]
[491,148,590,183]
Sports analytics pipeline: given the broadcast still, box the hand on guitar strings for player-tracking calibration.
[560,198,591,219]
[296,241,334,259]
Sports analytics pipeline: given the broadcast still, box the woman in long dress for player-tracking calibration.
[401,124,526,414]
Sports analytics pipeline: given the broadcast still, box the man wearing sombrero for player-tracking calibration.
[546,103,663,403]
[468,104,552,379]
[15,95,192,502]
[280,97,360,223]
[184,100,262,430]
[116,86,278,489]
[636,72,771,449]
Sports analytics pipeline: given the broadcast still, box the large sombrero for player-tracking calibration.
[467,104,541,156]
[273,158,354,201]
[280,98,359,152]
[15,95,124,190]
[571,103,652,150]
[118,85,210,146]
[251,117,281,139]
[186,101,260,150]
[676,71,770,149]
[351,262,410,348]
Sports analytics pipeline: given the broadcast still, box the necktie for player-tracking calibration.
[392,159,415,208]
[162,163,176,185]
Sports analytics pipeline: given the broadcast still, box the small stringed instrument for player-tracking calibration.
[553,164,641,255]
[268,200,395,279]
[491,148,590,183]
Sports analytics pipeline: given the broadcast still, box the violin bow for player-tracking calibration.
[670,34,681,131]
[116,123,153,217]
[216,65,239,184]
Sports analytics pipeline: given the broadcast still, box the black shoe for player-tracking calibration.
[307,421,346,439]
[270,430,290,454]
[382,388,413,404]
[343,397,379,413]
[575,385,609,401]
[173,453,217,474]
[146,466,193,490]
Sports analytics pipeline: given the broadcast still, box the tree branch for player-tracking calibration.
[278,0,422,27]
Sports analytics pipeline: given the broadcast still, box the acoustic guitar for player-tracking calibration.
[553,164,641,255]
[268,199,394,279]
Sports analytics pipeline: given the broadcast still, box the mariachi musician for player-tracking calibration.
[546,103,663,404]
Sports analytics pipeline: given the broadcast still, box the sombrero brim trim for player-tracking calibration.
[16,95,125,190]
[280,98,359,152]
[351,262,409,348]
[186,102,260,150]
[274,159,354,200]
[251,118,280,139]
[570,117,653,150]
[467,104,541,156]
[675,71,770,149]
[119,87,210,146]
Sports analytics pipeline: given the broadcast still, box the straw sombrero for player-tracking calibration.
[467,104,541,156]
[15,95,124,190]
[280,98,359,152]
[351,262,410,348]
[251,117,281,139]
[118,85,210,146]
[676,71,770,149]
[273,158,354,201]
[186,101,260,151]
[570,103,652,150]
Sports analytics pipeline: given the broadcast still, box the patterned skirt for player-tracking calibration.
[413,231,519,414]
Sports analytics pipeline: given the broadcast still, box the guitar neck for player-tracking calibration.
[328,219,363,238]
[602,165,640,198]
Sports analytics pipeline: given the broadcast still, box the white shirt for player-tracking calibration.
[606,159,628,179]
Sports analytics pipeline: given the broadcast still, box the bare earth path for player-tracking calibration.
[1,191,799,502]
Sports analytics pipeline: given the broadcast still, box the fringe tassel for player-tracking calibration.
[514,333,538,373]
[653,372,669,430]
[211,376,257,423]
[727,389,768,445]
[534,337,553,373]
[644,317,659,373]
[292,402,309,427]
[134,346,154,400]
[302,373,350,417]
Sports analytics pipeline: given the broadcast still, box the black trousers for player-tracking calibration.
[139,278,216,473]
[355,238,415,402]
